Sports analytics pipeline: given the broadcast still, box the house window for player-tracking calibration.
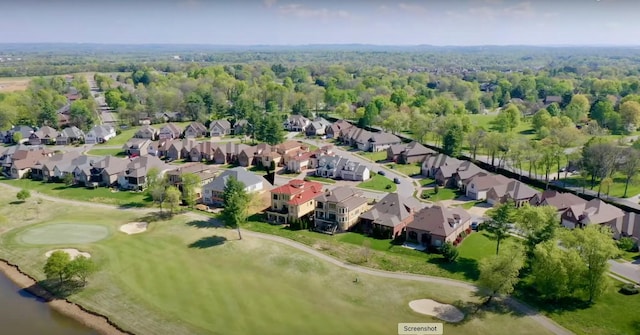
[567,212,572,218]
[317,202,324,209]
[273,194,278,200]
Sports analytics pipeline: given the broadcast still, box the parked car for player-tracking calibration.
[378,170,386,176]
[393,177,400,184]
[471,221,479,231]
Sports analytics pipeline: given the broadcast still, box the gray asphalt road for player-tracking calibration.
[608,260,640,283]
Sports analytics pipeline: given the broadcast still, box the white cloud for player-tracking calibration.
[503,2,534,18]
[263,0,277,9]
[278,3,352,19]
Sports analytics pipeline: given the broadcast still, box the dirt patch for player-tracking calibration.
[45,249,91,260]
[409,299,465,323]
[0,78,30,92]
[0,260,130,335]
[119,222,148,235]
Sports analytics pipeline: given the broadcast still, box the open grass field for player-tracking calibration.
[304,175,336,184]
[97,121,193,147]
[386,162,421,176]
[357,174,397,192]
[0,193,552,335]
[357,151,388,163]
[18,223,109,245]
[421,187,460,202]
[561,173,640,199]
[0,178,151,207]
[85,148,125,157]
[0,76,32,92]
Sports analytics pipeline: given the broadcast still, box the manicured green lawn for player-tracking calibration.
[0,178,151,207]
[386,162,421,176]
[561,173,640,198]
[420,187,459,202]
[357,151,388,162]
[304,175,336,184]
[86,148,125,157]
[515,278,640,335]
[97,121,192,147]
[420,178,435,186]
[0,197,552,335]
[357,174,397,192]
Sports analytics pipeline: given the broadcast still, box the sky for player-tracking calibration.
[0,0,638,46]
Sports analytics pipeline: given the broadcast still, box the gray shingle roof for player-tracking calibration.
[204,167,265,193]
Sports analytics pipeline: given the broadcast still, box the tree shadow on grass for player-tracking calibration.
[427,257,480,281]
[9,200,25,205]
[188,235,227,249]
[513,282,592,314]
[186,218,222,229]
[37,279,84,299]
[118,202,148,209]
[137,212,172,223]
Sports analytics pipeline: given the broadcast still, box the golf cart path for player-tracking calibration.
[0,183,573,335]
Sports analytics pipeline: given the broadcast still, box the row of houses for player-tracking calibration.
[1,124,113,146]
[0,144,271,207]
[264,179,468,245]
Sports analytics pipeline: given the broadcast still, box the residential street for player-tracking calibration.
[85,73,118,127]
[608,259,640,283]
[0,182,575,335]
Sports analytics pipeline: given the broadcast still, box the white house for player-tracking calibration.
[85,125,116,144]
[202,167,268,206]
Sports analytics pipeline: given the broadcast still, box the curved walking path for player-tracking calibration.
[0,183,573,335]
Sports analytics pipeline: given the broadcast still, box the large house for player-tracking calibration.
[117,156,166,191]
[2,125,34,144]
[284,115,310,131]
[315,155,370,181]
[313,186,370,234]
[305,118,331,137]
[561,198,625,231]
[183,122,207,138]
[166,163,219,202]
[90,156,130,186]
[342,127,401,152]
[85,125,116,144]
[464,173,510,200]
[29,126,59,145]
[435,161,483,188]
[122,138,153,157]
[202,167,268,206]
[233,119,249,135]
[486,179,539,207]
[325,119,353,139]
[209,120,232,137]
[359,193,424,239]
[9,148,53,179]
[421,154,462,178]
[387,141,435,164]
[158,123,183,140]
[406,205,471,249]
[56,126,85,145]
[530,190,587,212]
[266,179,324,225]
[134,125,159,140]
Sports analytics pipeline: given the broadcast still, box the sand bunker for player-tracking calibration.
[119,222,148,235]
[409,299,465,323]
[45,248,91,260]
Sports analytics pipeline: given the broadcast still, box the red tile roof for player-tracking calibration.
[270,179,324,205]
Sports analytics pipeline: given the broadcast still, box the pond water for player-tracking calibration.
[0,272,98,335]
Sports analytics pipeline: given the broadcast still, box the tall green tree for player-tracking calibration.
[514,205,558,256]
[485,201,515,255]
[620,147,640,197]
[442,123,464,157]
[221,177,249,240]
[180,173,200,208]
[531,240,584,301]
[164,186,182,215]
[478,246,525,306]
[44,251,71,283]
[492,104,520,133]
[560,226,619,302]
[65,255,96,286]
